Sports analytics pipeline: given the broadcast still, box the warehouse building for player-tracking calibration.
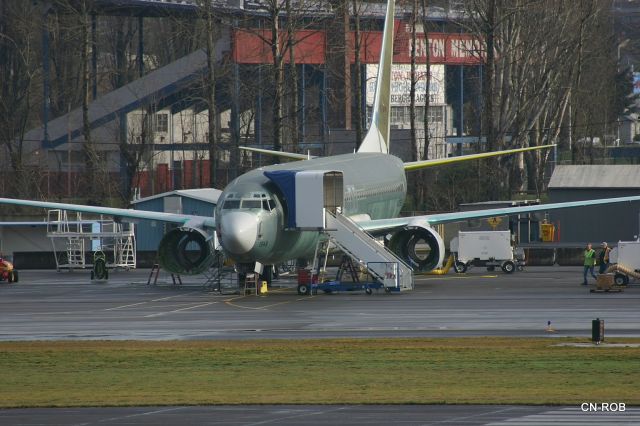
[548,165,640,243]
[132,188,221,266]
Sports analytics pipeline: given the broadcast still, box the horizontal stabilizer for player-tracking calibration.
[239,146,314,161]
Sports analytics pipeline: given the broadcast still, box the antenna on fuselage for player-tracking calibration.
[357,0,395,154]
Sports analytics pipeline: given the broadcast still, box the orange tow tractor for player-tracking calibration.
[0,256,18,283]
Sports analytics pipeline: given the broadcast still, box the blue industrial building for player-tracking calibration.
[132,188,221,254]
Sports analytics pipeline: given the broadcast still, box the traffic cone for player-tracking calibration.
[545,320,555,332]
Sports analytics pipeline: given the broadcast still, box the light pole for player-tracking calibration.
[617,38,630,72]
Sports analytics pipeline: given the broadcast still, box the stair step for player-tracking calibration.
[323,211,413,291]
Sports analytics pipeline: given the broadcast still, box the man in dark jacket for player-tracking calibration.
[598,242,611,274]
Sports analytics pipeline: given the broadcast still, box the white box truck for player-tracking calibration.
[608,241,640,285]
[450,230,524,274]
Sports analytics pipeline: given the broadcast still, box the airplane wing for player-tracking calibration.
[239,146,315,161]
[0,198,217,229]
[357,195,640,233]
[403,144,555,172]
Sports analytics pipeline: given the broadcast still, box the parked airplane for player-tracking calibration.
[1,0,639,282]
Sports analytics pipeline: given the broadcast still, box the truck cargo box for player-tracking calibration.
[457,231,513,262]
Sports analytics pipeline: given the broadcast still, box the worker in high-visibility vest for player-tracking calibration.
[582,243,597,286]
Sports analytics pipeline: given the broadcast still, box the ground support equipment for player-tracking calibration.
[311,280,390,295]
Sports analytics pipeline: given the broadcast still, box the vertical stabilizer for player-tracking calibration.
[358,0,395,154]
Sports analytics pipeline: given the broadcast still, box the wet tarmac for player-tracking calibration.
[0,266,638,341]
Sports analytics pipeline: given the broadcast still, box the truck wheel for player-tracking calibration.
[12,271,18,283]
[501,261,516,274]
[365,287,373,295]
[614,273,628,286]
[7,272,14,283]
[454,261,467,273]
[297,284,309,295]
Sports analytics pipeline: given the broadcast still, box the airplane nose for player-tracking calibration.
[220,211,258,255]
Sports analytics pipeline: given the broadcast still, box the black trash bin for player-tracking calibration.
[592,318,604,344]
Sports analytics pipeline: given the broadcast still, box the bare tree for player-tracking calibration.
[459,0,615,199]
[352,0,363,146]
[0,1,42,198]
[197,0,220,187]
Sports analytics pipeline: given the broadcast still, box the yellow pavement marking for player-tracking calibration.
[224,293,316,310]
[144,302,217,318]
[418,275,498,281]
[105,293,199,311]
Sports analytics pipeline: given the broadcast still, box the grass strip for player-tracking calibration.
[0,337,638,407]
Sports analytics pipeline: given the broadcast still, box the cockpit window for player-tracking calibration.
[222,196,275,211]
[222,199,240,209]
[241,199,262,209]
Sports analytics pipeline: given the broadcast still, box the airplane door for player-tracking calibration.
[264,170,343,230]
[294,171,343,229]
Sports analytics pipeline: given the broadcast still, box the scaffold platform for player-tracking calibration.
[47,209,136,271]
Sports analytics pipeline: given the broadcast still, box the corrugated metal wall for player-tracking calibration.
[549,189,640,243]
[134,196,216,251]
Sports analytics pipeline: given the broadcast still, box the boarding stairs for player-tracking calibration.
[323,211,413,291]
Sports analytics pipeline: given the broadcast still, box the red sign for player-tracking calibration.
[232,24,483,65]
[232,29,326,64]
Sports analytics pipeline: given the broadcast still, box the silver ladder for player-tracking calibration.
[66,237,86,268]
[115,235,136,269]
[324,211,414,291]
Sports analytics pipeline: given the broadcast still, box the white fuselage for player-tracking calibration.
[215,153,407,265]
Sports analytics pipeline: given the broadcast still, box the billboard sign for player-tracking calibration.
[366,64,445,106]
[233,29,482,65]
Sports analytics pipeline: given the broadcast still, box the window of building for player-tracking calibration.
[428,106,444,123]
[155,113,169,133]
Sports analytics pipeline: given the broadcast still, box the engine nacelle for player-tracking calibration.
[388,224,445,272]
[158,228,215,275]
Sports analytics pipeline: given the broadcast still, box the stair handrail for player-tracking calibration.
[326,210,413,270]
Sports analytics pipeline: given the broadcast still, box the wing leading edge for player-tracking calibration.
[403,144,555,172]
[0,198,217,229]
[358,195,640,233]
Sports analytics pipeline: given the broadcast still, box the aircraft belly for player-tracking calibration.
[258,230,319,264]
